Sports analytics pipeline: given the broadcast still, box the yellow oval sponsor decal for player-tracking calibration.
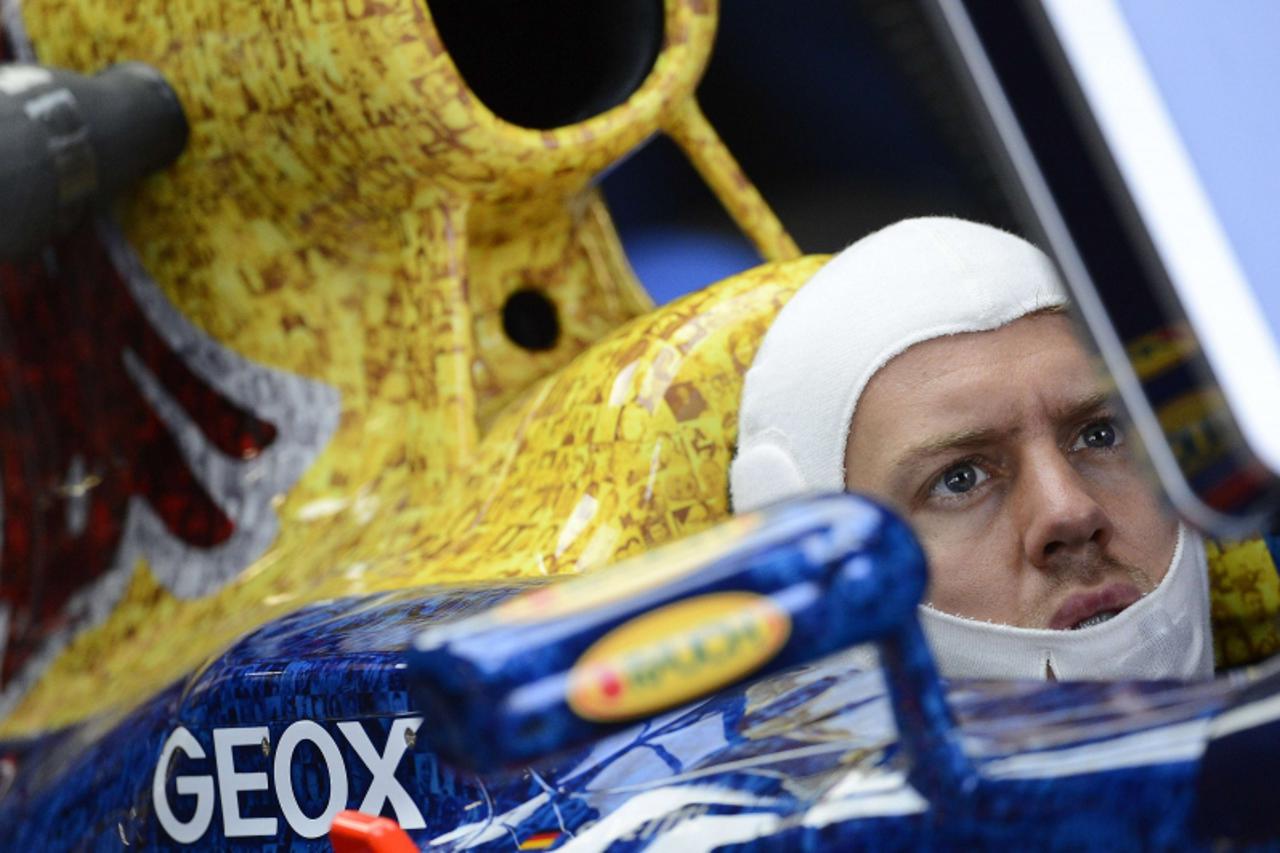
[566,591,791,722]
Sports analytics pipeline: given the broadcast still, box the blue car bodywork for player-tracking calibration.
[0,496,1273,850]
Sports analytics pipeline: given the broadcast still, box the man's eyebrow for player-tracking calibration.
[1051,391,1113,424]
[885,393,1114,477]
[890,426,1007,472]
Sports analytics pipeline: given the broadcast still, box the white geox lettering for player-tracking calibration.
[213,727,278,838]
[275,720,349,838]
[337,718,426,829]
[152,716,427,843]
[153,727,215,843]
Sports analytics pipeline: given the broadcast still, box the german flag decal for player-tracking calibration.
[519,830,562,850]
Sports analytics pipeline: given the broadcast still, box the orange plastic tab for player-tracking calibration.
[330,810,419,853]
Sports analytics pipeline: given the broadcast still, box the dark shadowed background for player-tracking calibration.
[602,0,1016,303]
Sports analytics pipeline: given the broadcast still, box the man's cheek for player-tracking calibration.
[1090,469,1178,581]
[908,496,1004,552]
[1081,452,1167,515]
[916,535,1013,621]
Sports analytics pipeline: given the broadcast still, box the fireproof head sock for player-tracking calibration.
[730,217,1069,512]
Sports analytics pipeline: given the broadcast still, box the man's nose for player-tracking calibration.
[1019,451,1114,569]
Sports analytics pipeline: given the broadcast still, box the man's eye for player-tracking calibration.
[1072,419,1124,451]
[929,461,989,498]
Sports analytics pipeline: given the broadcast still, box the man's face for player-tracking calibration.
[844,313,1177,630]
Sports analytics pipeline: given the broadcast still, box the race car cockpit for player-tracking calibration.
[1,1,1279,849]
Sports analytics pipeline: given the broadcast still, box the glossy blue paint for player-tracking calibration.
[407,495,926,771]
[0,496,1272,850]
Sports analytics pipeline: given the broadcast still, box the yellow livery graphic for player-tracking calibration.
[0,0,814,736]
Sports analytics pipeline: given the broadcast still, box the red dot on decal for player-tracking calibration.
[600,668,622,699]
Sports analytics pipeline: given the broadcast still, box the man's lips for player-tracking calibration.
[1048,582,1144,631]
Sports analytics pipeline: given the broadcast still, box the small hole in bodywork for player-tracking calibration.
[502,289,560,351]
[427,0,664,129]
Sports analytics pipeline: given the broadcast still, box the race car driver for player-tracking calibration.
[730,217,1212,680]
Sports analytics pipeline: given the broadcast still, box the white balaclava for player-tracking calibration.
[730,217,1213,681]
